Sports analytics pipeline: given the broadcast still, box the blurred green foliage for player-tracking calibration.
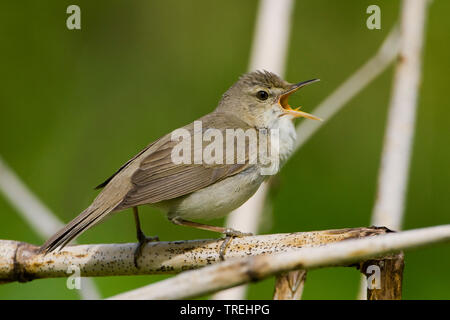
[0,0,449,299]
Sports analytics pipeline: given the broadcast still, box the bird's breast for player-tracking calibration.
[275,117,297,165]
[163,166,265,220]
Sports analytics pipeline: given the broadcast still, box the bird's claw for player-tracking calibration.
[134,233,159,268]
[219,229,253,261]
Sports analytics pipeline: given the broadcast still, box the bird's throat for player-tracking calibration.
[274,117,297,165]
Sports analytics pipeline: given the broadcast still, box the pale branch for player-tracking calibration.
[358,0,430,300]
[247,0,294,75]
[294,25,400,151]
[371,0,430,231]
[215,0,294,299]
[0,156,65,239]
[0,227,388,284]
[109,225,450,300]
[0,156,100,299]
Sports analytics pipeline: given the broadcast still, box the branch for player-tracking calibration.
[0,156,100,299]
[273,270,306,300]
[247,0,294,75]
[358,0,430,300]
[109,225,450,300]
[215,0,294,299]
[294,25,400,151]
[0,227,387,283]
[371,0,430,230]
[0,156,64,239]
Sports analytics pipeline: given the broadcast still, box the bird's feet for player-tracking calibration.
[134,231,159,268]
[219,228,253,261]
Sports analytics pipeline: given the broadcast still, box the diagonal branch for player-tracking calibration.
[293,26,400,151]
[0,156,100,299]
[0,156,64,239]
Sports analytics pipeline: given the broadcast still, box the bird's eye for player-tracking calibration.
[256,90,269,101]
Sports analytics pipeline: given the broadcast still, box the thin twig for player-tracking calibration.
[109,225,450,300]
[359,0,430,300]
[214,0,294,300]
[371,0,430,231]
[294,26,400,151]
[0,156,100,299]
[0,156,64,239]
[273,270,306,300]
[247,0,294,74]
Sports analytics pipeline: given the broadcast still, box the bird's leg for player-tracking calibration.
[169,217,252,261]
[133,207,159,268]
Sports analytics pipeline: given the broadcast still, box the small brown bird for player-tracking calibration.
[40,70,320,264]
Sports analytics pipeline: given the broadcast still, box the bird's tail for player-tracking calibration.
[39,204,116,254]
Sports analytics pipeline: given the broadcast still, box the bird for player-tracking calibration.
[39,70,320,265]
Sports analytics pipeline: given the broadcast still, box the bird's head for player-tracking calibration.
[217,70,321,128]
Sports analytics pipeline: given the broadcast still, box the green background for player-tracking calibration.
[1,0,449,299]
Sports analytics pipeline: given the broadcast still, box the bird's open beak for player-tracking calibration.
[278,79,322,121]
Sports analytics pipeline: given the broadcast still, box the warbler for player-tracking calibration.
[40,70,320,264]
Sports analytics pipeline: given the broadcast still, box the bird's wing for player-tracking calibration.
[40,112,258,253]
[94,139,159,190]
[114,112,258,209]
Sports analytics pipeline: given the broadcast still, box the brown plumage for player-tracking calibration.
[40,70,320,255]
[40,113,255,252]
